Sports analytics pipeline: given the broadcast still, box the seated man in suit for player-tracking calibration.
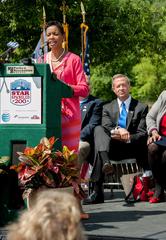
[78,94,103,179]
[88,74,150,204]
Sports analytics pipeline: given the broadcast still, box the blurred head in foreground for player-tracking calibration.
[7,189,87,240]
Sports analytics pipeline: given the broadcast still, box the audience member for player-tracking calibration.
[146,90,166,203]
[7,189,87,240]
[88,74,150,204]
[79,94,103,171]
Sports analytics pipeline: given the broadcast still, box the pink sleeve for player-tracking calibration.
[69,56,89,98]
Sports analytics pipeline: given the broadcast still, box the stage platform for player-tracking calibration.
[1,189,166,240]
[83,190,166,240]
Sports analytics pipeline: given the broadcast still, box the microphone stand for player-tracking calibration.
[0,48,14,63]
[0,42,19,93]
[0,47,15,93]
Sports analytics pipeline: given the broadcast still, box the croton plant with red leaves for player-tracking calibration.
[10,137,85,199]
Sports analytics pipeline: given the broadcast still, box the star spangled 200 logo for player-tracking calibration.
[10,79,31,106]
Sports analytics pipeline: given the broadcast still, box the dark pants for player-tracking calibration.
[91,126,149,183]
[0,167,23,209]
[148,143,166,189]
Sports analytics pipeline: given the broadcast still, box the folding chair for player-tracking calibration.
[104,158,142,196]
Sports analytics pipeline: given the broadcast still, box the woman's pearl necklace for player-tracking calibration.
[51,49,65,62]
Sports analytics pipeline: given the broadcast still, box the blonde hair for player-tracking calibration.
[7,189,87,240]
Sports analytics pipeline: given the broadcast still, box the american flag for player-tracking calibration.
[32,29,48,63]
[83,33,90,78]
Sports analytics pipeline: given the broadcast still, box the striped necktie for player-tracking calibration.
[118,102,127,128]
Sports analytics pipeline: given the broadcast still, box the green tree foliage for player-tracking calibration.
[132,55,166,102]
[90,63,115,101]
[91,0,166,102]
[0,0,165,101]
[79,0,166,101]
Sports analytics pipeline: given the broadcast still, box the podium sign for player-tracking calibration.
[0,63,73,163]
[0,77,42,124]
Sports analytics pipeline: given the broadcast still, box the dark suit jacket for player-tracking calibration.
[91,97,149,182]
[102,97,148,143]
[81,95,103,144]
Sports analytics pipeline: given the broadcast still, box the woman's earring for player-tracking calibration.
[62,41,66,49]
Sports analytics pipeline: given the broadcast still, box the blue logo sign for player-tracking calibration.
[10,79,31,106]
[2,113,10,122]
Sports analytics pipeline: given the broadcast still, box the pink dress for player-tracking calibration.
[45,51,89,152]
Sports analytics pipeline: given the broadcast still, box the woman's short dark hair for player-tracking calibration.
[46,21,64,35]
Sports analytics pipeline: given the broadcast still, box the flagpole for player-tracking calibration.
[32,6,48,62]
[43,6,46,28]
[81,1,86,23]
[60,1,69,50]
[80,2,89,67]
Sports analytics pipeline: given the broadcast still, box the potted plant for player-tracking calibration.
[11,137,85,207]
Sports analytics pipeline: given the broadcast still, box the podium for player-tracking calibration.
[0,63,73,164]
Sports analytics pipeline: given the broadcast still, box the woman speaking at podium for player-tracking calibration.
[43,20,89,153]
[41,21,89,220]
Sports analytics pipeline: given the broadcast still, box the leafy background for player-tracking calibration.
[0,0,166,104]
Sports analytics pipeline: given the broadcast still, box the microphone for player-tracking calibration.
[0,41,19,59]
[7,41,19,49]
